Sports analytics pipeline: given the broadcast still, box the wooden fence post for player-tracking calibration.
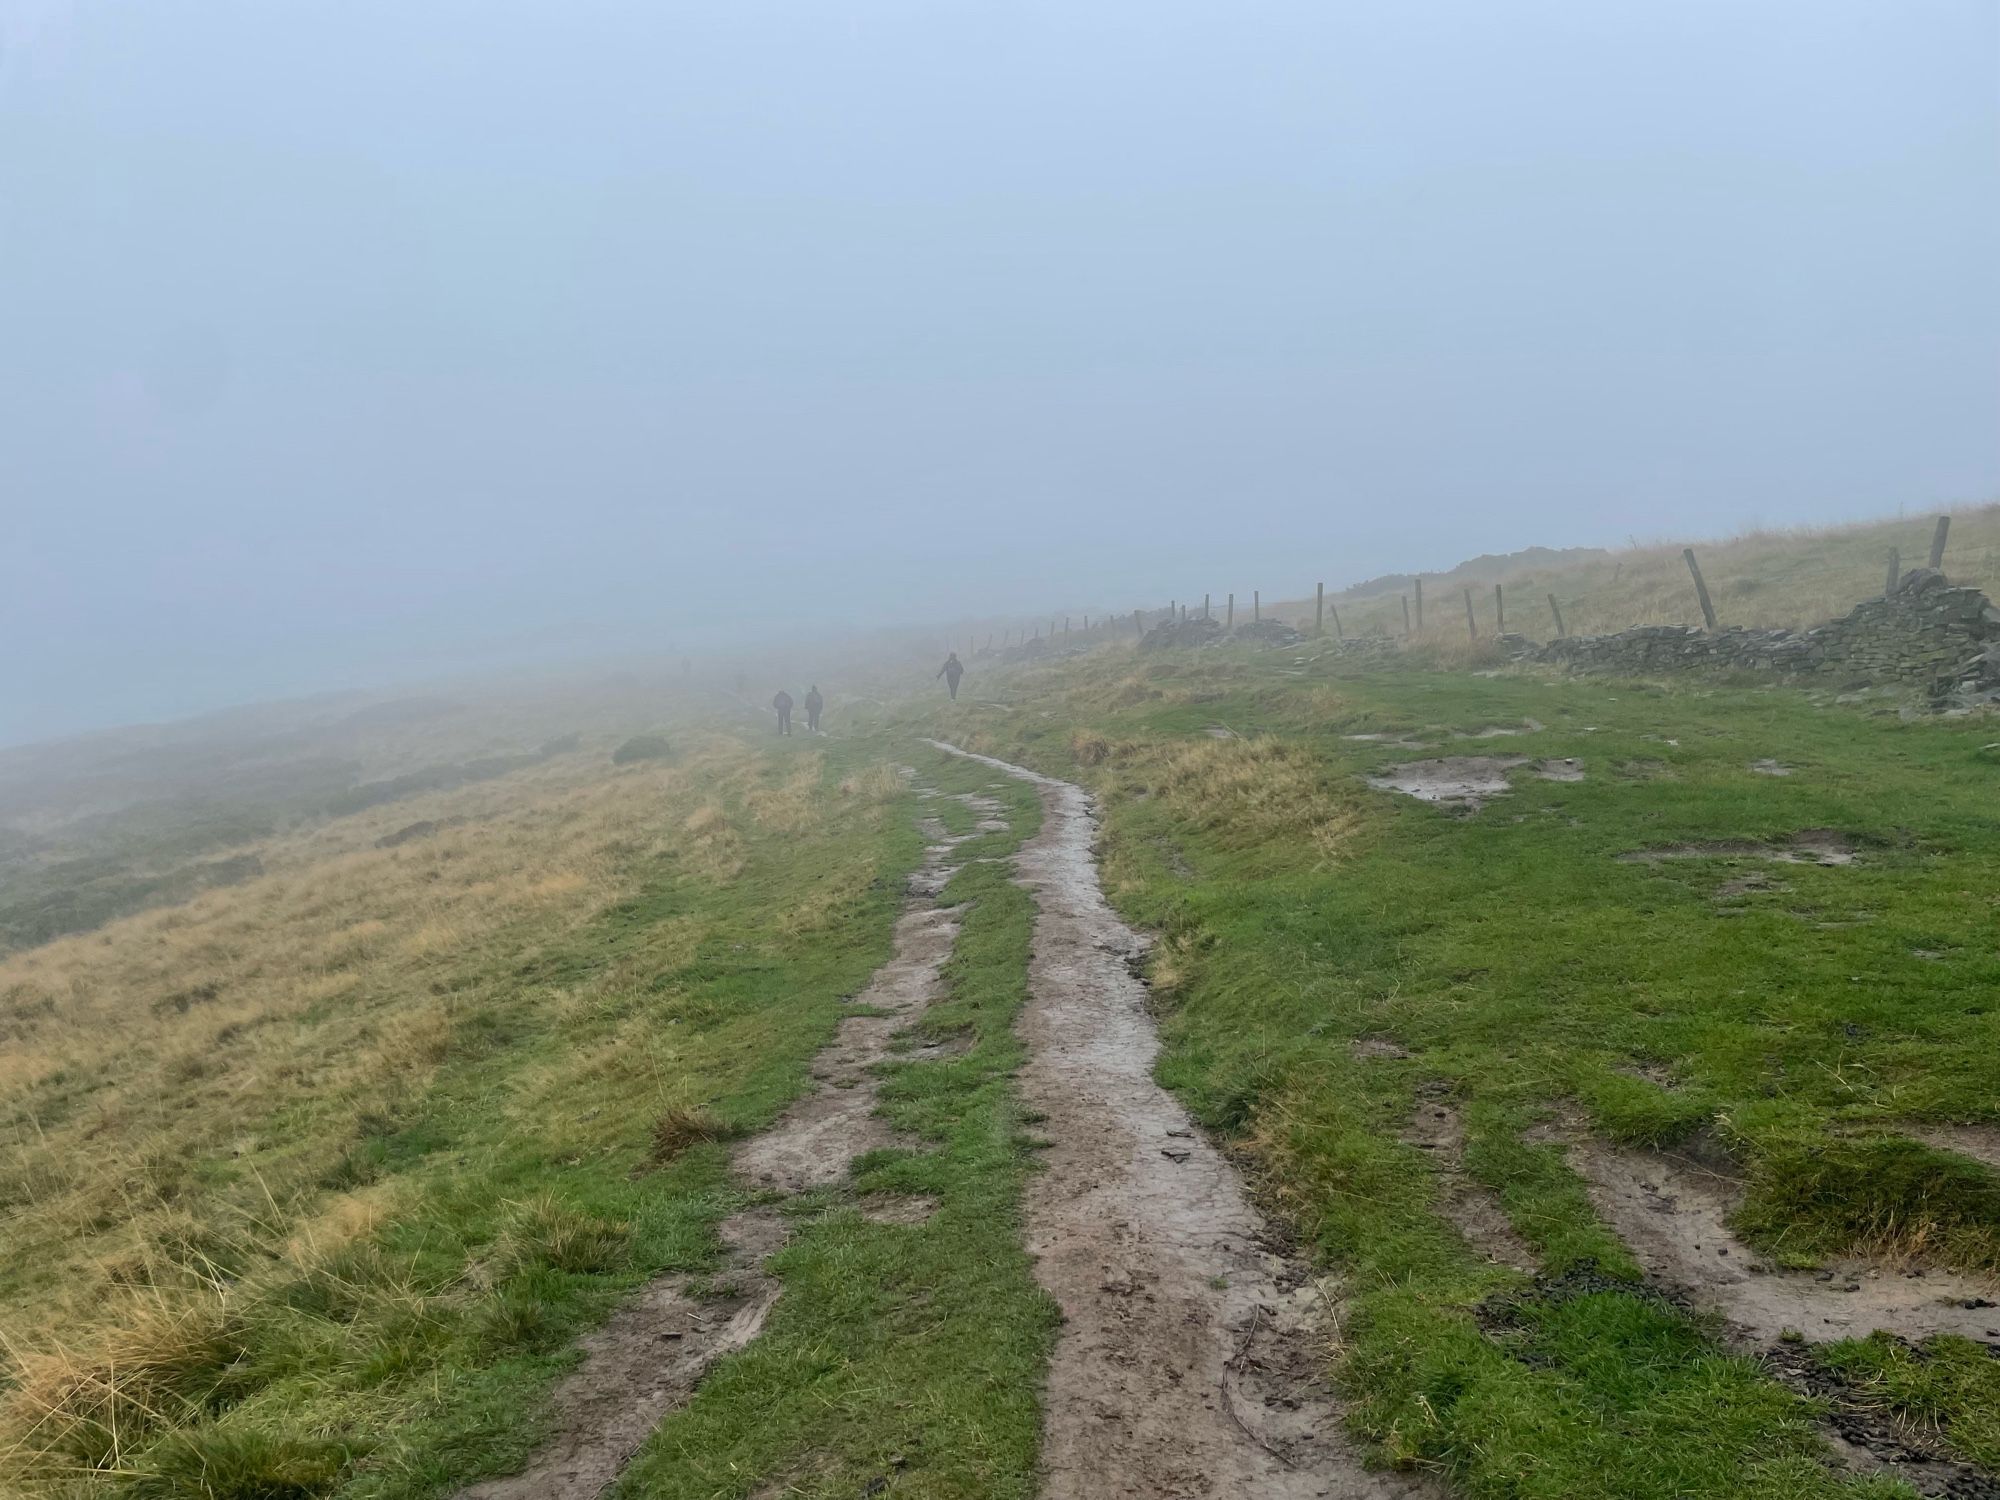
[1494,583,1505,634]
[1548,594,1567,638]
[1683,547,1718,630]
[1253,590,1261,622]
[1463,587,1477,639]
[1885,548,1901,597]
[1203,593,1210,620]
[1929,515,1951,572]
[1315,582,1325,637]
[1331,604,1344,640]
[1226,593,1234,628]
[1401,594,1411,636]
[1414,577,1425,633]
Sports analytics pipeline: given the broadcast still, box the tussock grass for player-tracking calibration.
[647,1103,733,1165]
[0,728,923,1494]
[1138,737,1359,862]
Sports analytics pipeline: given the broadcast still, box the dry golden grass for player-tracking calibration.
[0,748,718,1439]
[1257,502,2000,644]
[1137,737,1360,863]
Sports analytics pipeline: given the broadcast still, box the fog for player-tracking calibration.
[4,0,1997,743]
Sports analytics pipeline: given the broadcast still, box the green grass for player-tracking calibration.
[13,742,931,1499]
[613,750,1057,1499]
[894,642,2000,1497]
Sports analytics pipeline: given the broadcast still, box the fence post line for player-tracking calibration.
[1464,587,1477,639]
[1315,582,1325,637]
[1414,577,1424,633]
[1331,603,1344,640]
[1929,515,1951,572]
[1548,594,1567,638]
[1226,593,1234,628]
[1885,548,1901,597]
[1494,582,1505,634]
[1683,547,1718,630]
[1401,594,1411,636]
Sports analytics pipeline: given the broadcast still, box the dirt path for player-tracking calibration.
[458,784,992,1499]
[928,742,1426,1500]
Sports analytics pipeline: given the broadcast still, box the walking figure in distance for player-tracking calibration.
[772,689,794,736]
[804,685,824,733]
[936,652,964,701]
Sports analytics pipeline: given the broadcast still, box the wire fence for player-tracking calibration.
[939,508,2000,659]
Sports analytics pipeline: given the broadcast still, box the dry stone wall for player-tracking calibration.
[1528,570,2000,707]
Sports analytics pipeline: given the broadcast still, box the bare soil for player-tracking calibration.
[1617,830,1859,867]
[1401,1085,1537,1273]
[461,786,998,1497]
[1454,719,1546,739]
[930,741,1430,1500]
[1366,756,1529,813]
[459,1208,788,1500]
[1912,1125,2000,1174]
[733,896,960,1194]
[1559,1133,2000,1344]
[1365,755,1583,812]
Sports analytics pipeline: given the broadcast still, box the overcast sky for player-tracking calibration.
[3,0,1997,742]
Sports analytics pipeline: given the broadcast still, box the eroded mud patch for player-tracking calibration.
[1562,1134,2000,1344]
[463,786,1001,1497]
[1618,830,1859,868]
[1402,1086,1537,1273]
[1455,718,1546,740]
[460,1208,787,1500]
[1367,756,1528,812]
[1367,755,1583,813]
[734,901,959,1194]
[928,740,1429,1500]
[859,1192,941,1226]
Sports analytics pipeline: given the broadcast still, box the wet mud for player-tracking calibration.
[460,783,1000,1498]
[1561,1134,2000,1344]
[1401,1086,1537,1273]
[929,740,1429,1500]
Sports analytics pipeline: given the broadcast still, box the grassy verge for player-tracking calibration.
[896,643,2000,1497]
[613,749,1058,1500]
[2,739,925,1498]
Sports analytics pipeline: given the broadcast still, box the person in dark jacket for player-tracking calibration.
[772,690,793,735]
[803,685,824,733]
[936,653,964,700]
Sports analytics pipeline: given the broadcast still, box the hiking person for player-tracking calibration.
[803,685,824,733]
[772,689,793,736]
[936,653,964,700]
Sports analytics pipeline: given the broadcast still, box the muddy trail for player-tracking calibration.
[928,741,1427,1500]
[458,782,996,1500]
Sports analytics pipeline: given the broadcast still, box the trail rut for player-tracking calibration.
[928,741,1425,1500]
[458,783,992,1498]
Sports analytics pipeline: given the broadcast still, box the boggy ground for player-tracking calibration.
[906,640,2000,1499]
